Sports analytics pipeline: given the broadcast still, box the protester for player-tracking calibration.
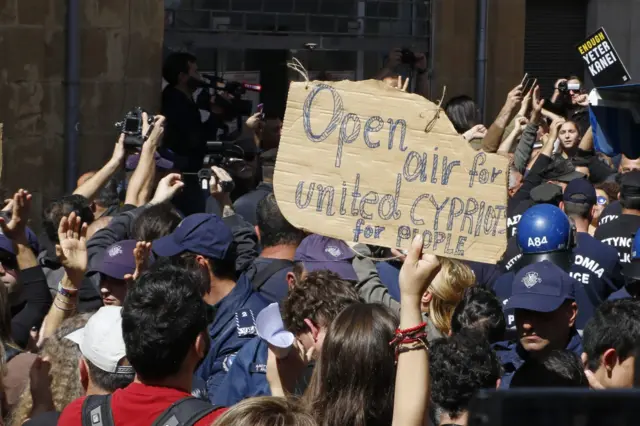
[0,190,52,349]
[287,235,358,285]
[212,397,316,426]
[510,350,588,388]
[430,329,501,426]
[450,287,506,343]
[582,299,640,389]
[213,271,359,407]
[57,264,226,425]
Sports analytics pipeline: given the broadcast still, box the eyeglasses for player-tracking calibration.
[597,196,608,206]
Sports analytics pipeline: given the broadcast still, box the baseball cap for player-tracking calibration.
[506,261,577,313]
[65,306,133,374]
[543,157,585,183]
[563,178,597,205]
[622,229,640,279]
[294,235,358,281]
[89,240,137,280]
[153,213,233,259]
[125,151,174,171]
[0,227,40,256]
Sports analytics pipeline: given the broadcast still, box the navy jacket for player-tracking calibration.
[493,330,583,388]
[212,337,270,407]
[196,275,268,402]
[233,182,274,226]
[495,232,624,330]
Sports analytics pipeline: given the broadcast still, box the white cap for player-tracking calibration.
[65,306,133,375]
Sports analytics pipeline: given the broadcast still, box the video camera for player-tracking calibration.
[197,74,261,117]
[187,141,248,192]
[400,48,417,66]
[114,107,156,148]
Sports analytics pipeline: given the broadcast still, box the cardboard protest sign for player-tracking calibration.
[577,28,631,87]
[274,80,509,263]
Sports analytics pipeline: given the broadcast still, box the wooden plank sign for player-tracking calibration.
[274,80,509,263]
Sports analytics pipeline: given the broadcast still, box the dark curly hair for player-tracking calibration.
[511,350,588,388]
[450,287,506,343]
[282,270,360,335]
[430,329,502,420]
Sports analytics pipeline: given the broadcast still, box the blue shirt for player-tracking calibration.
[213,337,270,407]
[233,183,273,226]
[608,286,633,301]
[493,330,583,388]
[196,275,269,402]
[496,233,624,330]
[375,261,401,301]
[241,257,292,304]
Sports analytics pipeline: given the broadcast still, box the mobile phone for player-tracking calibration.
[520,73,528,87]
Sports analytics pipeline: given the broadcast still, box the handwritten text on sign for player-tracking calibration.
[274,80,509,263]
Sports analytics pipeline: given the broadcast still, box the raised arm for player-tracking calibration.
[392,236,440,426]
[73,136,125,200]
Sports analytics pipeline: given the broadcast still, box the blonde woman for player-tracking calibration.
[420,258,476,340]
[213,397,317,426]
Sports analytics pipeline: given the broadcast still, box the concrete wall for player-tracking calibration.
[0,0,164,224]
[586,0,640,86]
[431,0,526,126]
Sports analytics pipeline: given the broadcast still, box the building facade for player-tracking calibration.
[0,0,636,228]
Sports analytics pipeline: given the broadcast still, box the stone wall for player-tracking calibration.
[431,0,526,124]
[0,0,164,226]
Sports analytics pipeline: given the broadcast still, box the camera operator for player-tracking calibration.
[161,52,206,172]
[550,76,590,135]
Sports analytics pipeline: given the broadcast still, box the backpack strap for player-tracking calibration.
[81,394,114,426]
[251,259,294,292]
[151,397,219,426]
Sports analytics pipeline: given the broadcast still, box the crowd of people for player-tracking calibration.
[1,48,640,426]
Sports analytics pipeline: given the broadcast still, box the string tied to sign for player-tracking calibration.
[424,85,447,133]
[286,57,311,89]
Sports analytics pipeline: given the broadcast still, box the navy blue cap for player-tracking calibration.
[294,235,358,281]
[622,228,640,279]
[153,213,233,259]
[507,261,577,312]
[563,178,597,205]
[89,240,138,280]
[0,227,40,256]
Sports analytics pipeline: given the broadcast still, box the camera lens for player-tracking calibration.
[558,81,568,92]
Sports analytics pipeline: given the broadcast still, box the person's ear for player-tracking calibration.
[559,201,565,212]
[195,255,209,270]
[581,352,589,369]
[422,292,433,305]
[303,318,320,341]
[79,358,90,392]
[195,332,207,359]
[254,226,261,243]
[568,301,578,328]
[286,272,296,289]
[602,348,618,375]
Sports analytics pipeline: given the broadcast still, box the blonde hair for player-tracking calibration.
[429,258,476,335]
[8,313,92,426]
[212,397,317,426]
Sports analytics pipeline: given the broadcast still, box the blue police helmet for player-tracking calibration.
[514,204,575,272]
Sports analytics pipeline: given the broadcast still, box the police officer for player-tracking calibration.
[609,228,640,300]
[493,261,582,388]
[152,213,268,402]
[213,243,361,407]
[493,202,619,332]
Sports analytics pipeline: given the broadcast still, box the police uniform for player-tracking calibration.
[152,213,269,403]
[196,274,268,401]
[495,233,623,330]
[212,337,270,407]
[493,261,583,388]
[607,227,640,301]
